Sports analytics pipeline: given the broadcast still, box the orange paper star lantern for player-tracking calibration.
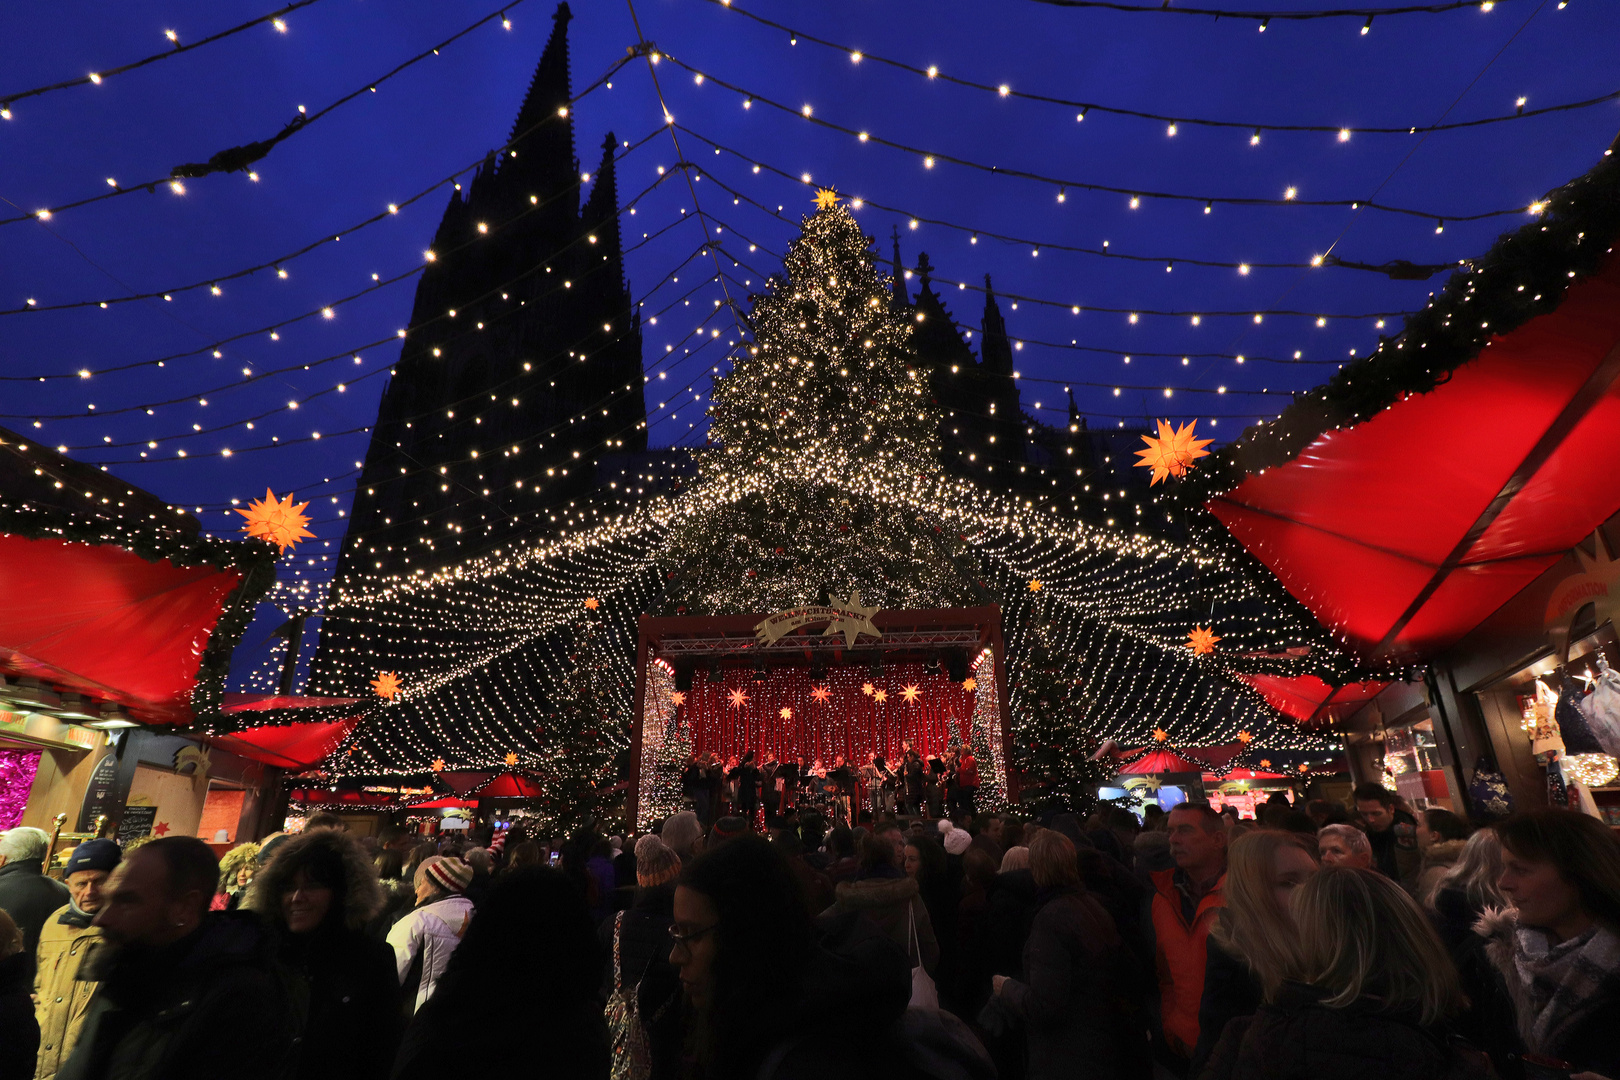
[1260,758,1273,769]
[583,597,599,610]
[1028,579,1043,592]
[669,690,686,707]
[1152,727,1169,742]
[1236,730,1254,744]
[236,488,315,553]
[962,677,977,692]
[1298,763,1310,773]
[1186,626,1221,655]
[901,684,922,703]
[861,682,875,696]
[779,706,793,720]
[431,757,446,772]
[728,688,748,708]
[504,751,519,766]
[873,689,889,704]
[811,685,831,703]
[1134,419,1214,485]
[371,671,401,700]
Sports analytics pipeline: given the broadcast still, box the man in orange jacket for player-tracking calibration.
[1147,802,1228,1076]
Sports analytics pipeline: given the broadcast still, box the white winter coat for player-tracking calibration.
[386,893,474,1011]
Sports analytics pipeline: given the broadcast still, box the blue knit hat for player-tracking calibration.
[64,839,121,877]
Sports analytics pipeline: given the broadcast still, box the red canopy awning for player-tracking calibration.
[204,717,362,770]
[1118,748,1205,774]
[221,693,363,714]
[1209,767,1290,782]
[1232,673,1389,724]
[474,772,545,798]
[408,797,478,810]
[0,534,242,724]
[1208,251,1620,663]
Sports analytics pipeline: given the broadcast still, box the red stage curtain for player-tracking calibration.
[678,662,976,766]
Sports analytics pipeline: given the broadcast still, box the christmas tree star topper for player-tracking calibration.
[813,187,841,210]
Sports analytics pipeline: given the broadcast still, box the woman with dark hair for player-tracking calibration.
[394,867,608,1080]
[990,831,1147,1080]
[244,828,402,1080]
[505,839,544,873]
[1203,867,1489,1080]
[656,834,912,1080]
[821,831,939,975]
[1476,808,1620,1079]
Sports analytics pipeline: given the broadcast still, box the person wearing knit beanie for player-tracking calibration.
[943,828,973,857]
[709,816,749,846]
[937,818,954,835]
[422,855,474,896]
[634,835,681,888]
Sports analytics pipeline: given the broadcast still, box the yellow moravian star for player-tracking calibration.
[1134,419,1213,486]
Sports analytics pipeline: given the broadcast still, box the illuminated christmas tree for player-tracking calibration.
[1008,596,1115,812]
[532,604,630,832]
[662,192,981,614]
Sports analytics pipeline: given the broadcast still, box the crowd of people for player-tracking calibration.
[0,780,1616,1080]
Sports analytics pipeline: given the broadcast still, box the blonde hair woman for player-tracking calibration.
[1202,867,1487,1080]
[1193,830,1316,1073]
[990,831,1147,1079]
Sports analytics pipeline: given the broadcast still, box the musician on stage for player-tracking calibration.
[924,751,947,819]
[829,755,854,827]
[940,746,960,819]
[730,750,761,825]
[901,744,925,816]
[953,744,980,818]
[859,753,888,823]
[760,752,780,824]
[777,755,801,819]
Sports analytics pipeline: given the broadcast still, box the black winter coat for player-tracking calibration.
[1192,942,1262,1078]
[1429,888,1521,1077]
[0,950,39,1080]
[0,860,69,957]
[1197,983,1492,1080]
[57,912,299,1080]
[999,888,1150,1080]
[985,869,1038,978]
[598,883,675,1001]
[279,924,402,1080]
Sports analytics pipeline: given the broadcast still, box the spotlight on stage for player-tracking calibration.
[753,661,769,682]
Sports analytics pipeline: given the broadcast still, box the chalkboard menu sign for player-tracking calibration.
[117,804,158,844]
[77,754,122,833]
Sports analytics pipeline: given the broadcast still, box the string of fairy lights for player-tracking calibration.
[701,0,1614,140]
[1,0,562,228]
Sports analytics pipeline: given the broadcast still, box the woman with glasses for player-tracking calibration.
[656,834,913,1080]
[244,827,402,1080]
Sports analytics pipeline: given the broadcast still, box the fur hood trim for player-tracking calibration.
[1475,905,1536,1042]
[835,876,920,909]
[244,827,386,930]
[1421,838,1468,869]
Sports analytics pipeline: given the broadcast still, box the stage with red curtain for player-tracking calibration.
[678,661,976,766]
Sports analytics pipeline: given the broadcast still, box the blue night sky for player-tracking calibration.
[2,0,1617,657]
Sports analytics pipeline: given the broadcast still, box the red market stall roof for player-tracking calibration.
[1232,673,1389,725]
[408,797,478,810]
[204,716,363,770]
[1190,148,1620,666]
[473,771,545,798]
[0,534,245,724]
[1206,768,1290,782]
[1118,748,1206,774]
[0,431,275,725]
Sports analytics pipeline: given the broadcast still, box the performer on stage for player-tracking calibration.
[731,750,761,826]
[940,746,960,820]
[901,745,925,816]
[953,744,980,818]
[703,752,725,827]
[862,752,895,821]
[760,752,780,824]
[829,755,854,828]
[777,755,801,819]
[924,751,947,819]
[682,752,710,824]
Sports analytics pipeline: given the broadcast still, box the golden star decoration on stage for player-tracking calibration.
[873,689,889,703]
[823,590,881,647]
[1152,727,1169,742]
[1134,419,1214,485]
[1236,730,1254,744]
[370,671,401,700]
[583,596,599,610]
[962,677,977,692]
[811,685,831,703]
[431,758,446,772]
[1186,626,1221,655]
[862,682,875,696]
[814,187,841,210]
[236,488,315,554]
[670,691,686,707]
[901,684,922,703]
[504,752,518,766]
[780,706,793,720]
[1028,579,1043,592]
[728,688,749,708]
